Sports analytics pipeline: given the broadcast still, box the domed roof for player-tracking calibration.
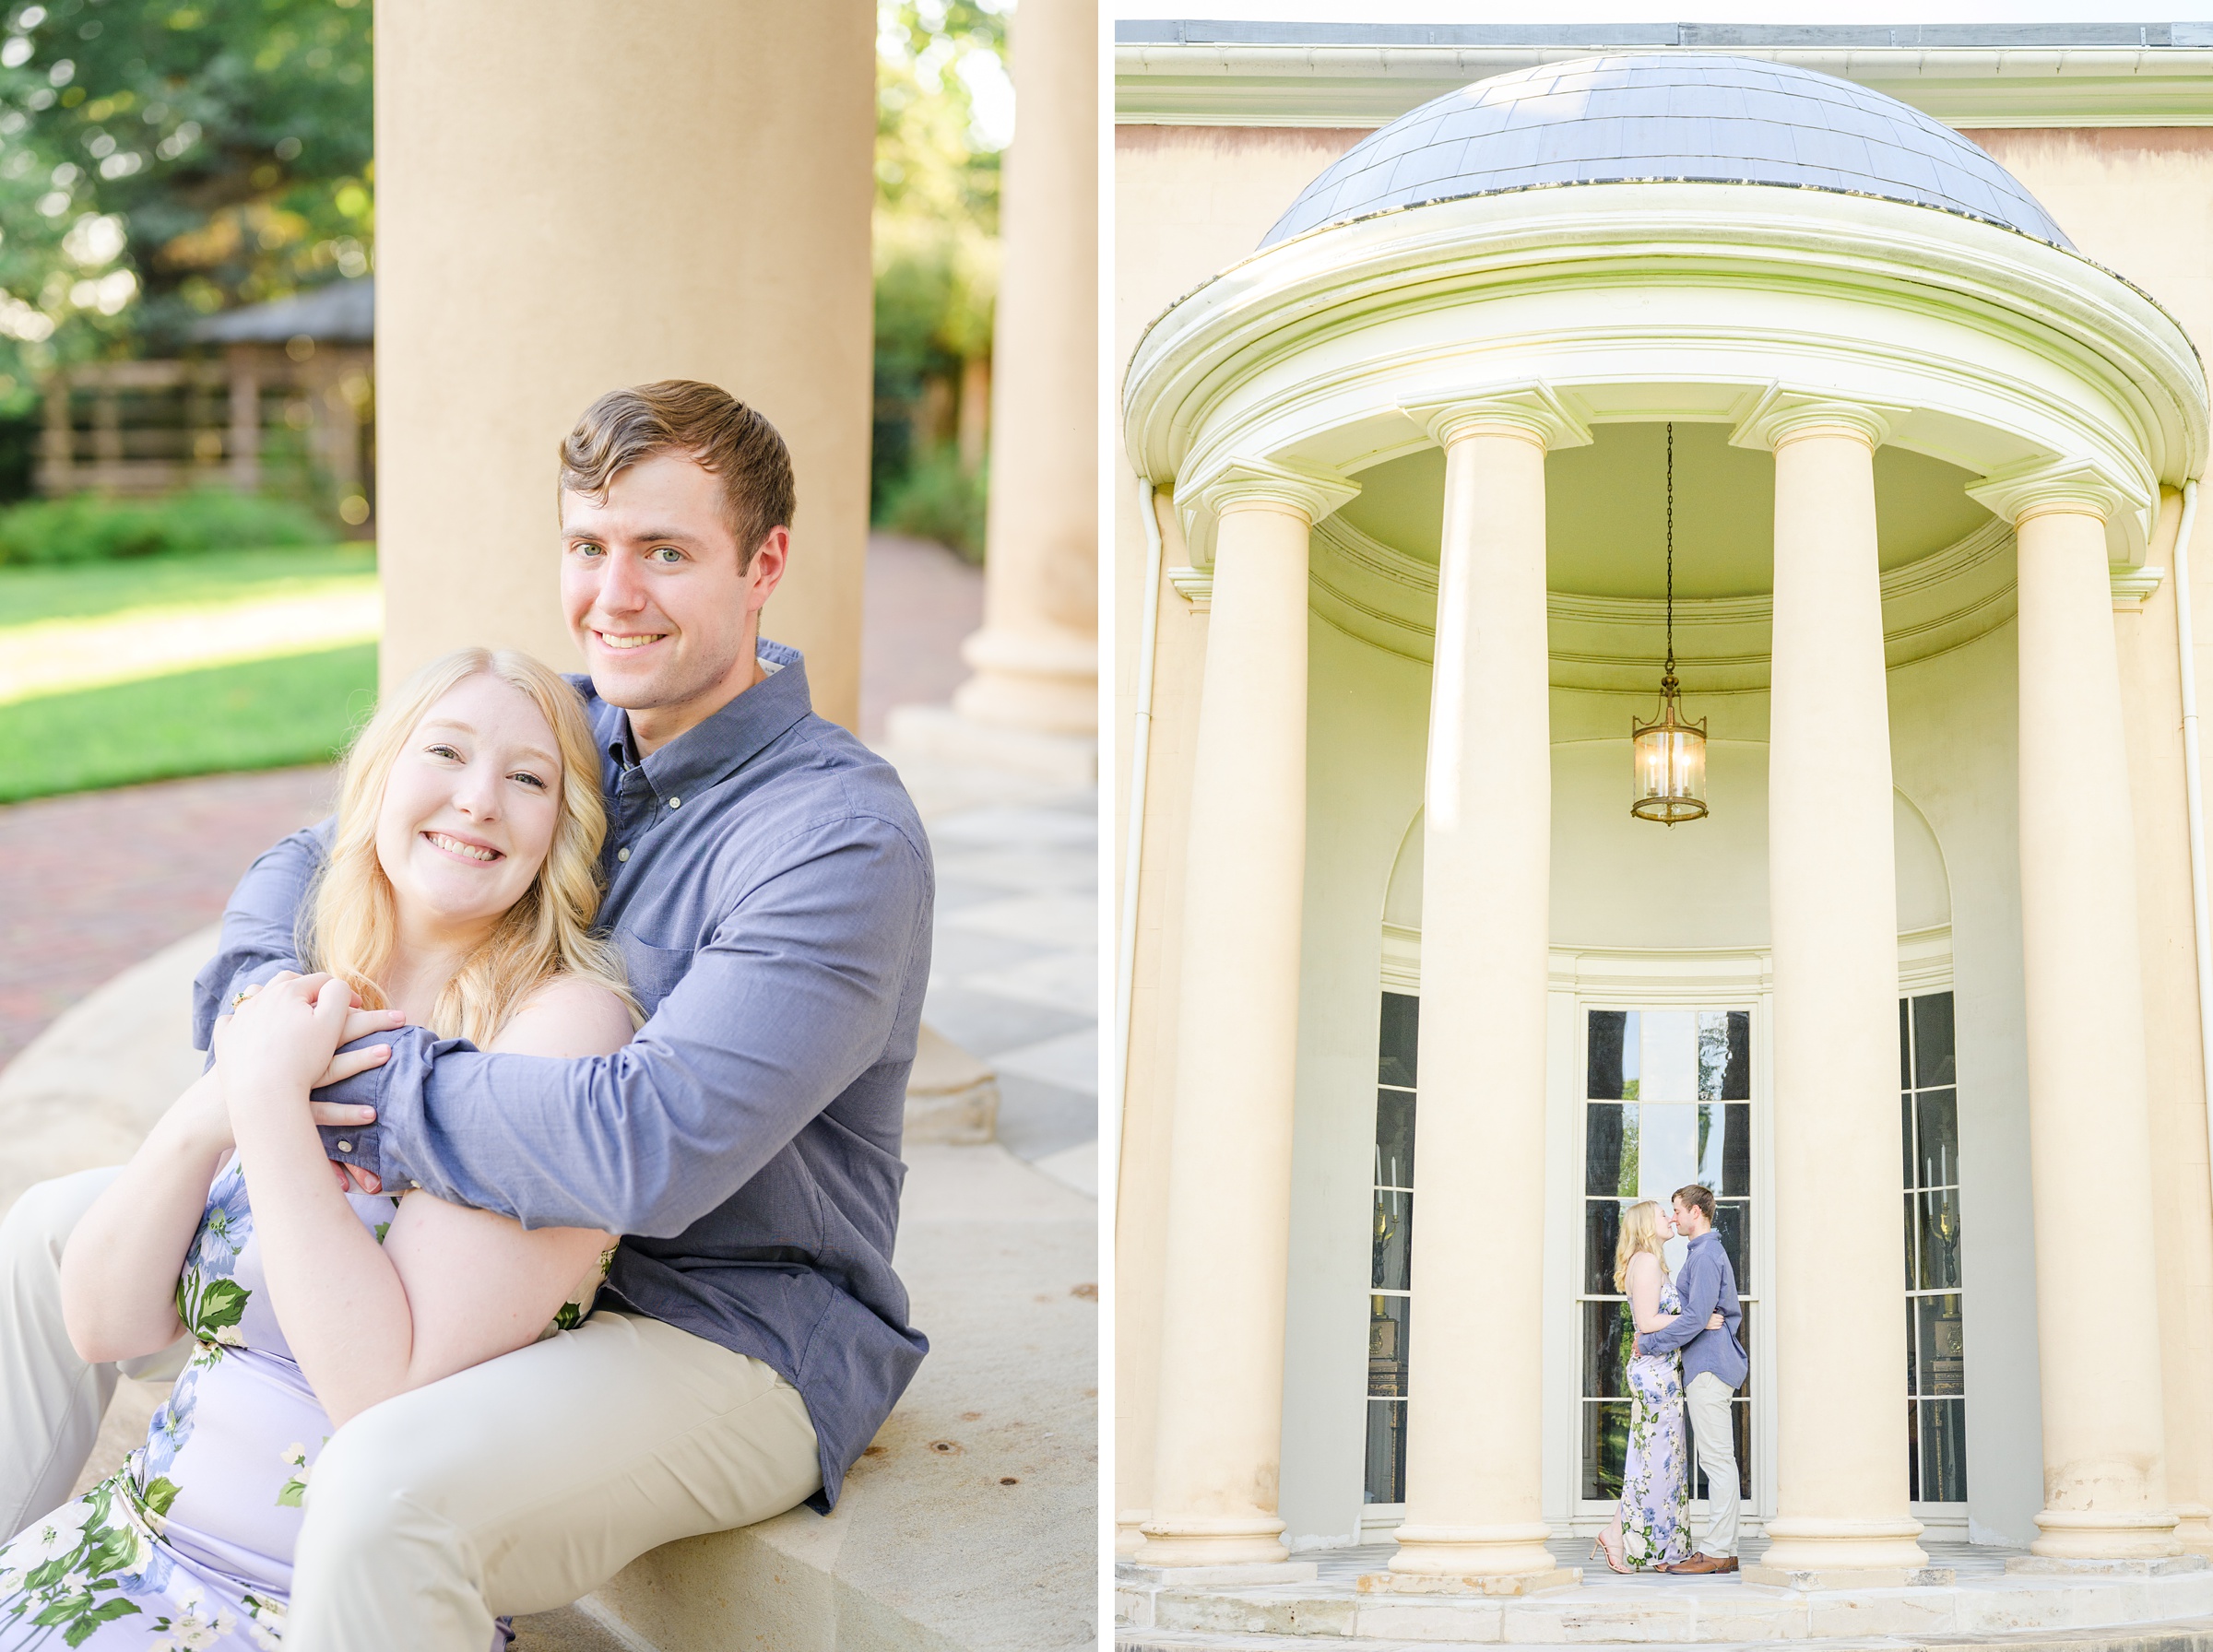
[1260,53,2071,251]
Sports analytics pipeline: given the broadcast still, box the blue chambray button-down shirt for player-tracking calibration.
[1639,1229,1748,1393]
[189,641,933,1511]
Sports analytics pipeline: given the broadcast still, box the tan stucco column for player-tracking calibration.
[1139,459,1355,1572]
[375,1,874,720]
[1746,405,1929,1585]
[1970,466,2181,1563]
[1377,398,1581,1591]
[949,0,1099,738]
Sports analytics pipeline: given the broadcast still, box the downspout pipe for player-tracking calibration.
[1114,478,1166,1163]
[2172,479,2213,1196]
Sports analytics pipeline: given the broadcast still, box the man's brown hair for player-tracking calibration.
[558,381,795,571]
[1672,1184,1717,1224]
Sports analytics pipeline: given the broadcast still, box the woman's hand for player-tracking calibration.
[215,974,367,1117]
[1707,1311,1726,1330]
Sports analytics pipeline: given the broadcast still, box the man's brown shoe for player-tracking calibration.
[1660,1553,1739,1575]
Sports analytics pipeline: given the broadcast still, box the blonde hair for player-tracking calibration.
[1613,1200,1669,1292]
[301,646,638,1047]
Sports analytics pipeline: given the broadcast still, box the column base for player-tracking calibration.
[882,702,1097,785]
[1741,1564,1957,1590]
[2173,1503,2213,1557]
[1119,1560,1319,1587]
[1756,1514,1929,1578]
[2007,1554,2208,1576]
[1116,1509,1151,1560]
[2031,1507,2183,1562]
[1379,1519,1567,1590]
[950,623,1098,740]
[1356,1567,1580,1597]
[1136,1515,1291,1569]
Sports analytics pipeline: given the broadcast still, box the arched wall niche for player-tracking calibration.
[1381,740,1951,950]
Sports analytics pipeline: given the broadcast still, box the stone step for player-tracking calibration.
[1118,1614,2213,1652]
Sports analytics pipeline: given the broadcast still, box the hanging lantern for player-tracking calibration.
[1631,423,1708,825]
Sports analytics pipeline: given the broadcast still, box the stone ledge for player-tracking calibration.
[1120,1563,1320,1587]
[2010,1556,2213,1577]
[1740,1561,1958,1589]
[1355,1565,1581,1596]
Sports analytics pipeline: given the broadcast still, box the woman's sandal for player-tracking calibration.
[1589,1531,1633,1575]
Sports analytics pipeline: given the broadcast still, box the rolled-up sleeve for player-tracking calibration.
[314,812,930,1235]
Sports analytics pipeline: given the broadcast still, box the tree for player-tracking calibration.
[0,0,371,393]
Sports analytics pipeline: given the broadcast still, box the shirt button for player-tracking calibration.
[336,1140,352,1152]
[617,847,630,862]
[668,796,680,808]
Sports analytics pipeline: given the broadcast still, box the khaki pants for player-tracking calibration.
[0,1167,822,1652]
[1684,1370,1740,1559]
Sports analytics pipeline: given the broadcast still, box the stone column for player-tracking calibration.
[375,1,875,719]
[1745,404,1929,1585]
[1970,465,2181,1563]
[947,0,1098,739]
[1376,397,1581,1592]
[1139,459,1355,1573]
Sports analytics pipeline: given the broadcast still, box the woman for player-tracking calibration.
[0,648,639,1650]
[1591,1199,1721,1575]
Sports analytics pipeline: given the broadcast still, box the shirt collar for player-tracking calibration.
[586,638,815,797]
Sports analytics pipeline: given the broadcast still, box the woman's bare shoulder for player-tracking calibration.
[1626,1249,1663,1281]
[490,976,636,1058]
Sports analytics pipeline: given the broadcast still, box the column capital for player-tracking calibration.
[1401,382,1592,452]
[1729,384,1907,454]
[1968,457,2140,528]
[1191,456,1359,525]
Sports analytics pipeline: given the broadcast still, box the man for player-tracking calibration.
[0,381,933,1649]
[1638,1183,1747,1576]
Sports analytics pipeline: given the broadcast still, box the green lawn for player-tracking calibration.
[0,543,374,628]
[0,643,377,803]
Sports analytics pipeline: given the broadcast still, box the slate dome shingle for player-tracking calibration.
[1260,53,2071,251]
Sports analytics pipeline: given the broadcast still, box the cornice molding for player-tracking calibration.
[1114,43,2213,130]
[2112,565,2167,610]
[1191,455,1360,525]
[1167,564,1213,609]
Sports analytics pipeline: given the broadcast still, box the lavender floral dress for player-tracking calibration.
[1620,1272,1692,1569]
[0,1159,610,1650]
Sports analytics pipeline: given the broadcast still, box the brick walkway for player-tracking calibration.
[0,535,988,1068]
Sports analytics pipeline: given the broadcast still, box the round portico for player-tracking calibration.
[1120,53,2208,1595]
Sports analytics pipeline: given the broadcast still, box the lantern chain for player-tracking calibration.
[1665,421,1676,679]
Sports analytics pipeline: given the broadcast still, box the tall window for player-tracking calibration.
[1901,990,1967,1502]
[1580,1008,1754,1503]
[1366,992,1418,1504]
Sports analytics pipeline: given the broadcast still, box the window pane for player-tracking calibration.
[1373,1189,1413,1292]
[1732,1301,1753,1398]
[1715,1201,1750,1294]
[1899,997,1912,1090]
[1364,1398,1407,1504]
[1586,1199,1622,1295]
[1924,1398,1968,1502]
[1586,1103,1628,1197]
[1582,1299,1630,1399]
[1912,994,1956,1087]
[1698,1012,1731,1101]
[1582,1401,1629,1500]
[1721,1103,1751,1197]
[1901,1092,1916,1187]
[1376,1090,1416,1190]
[1368,1293,1410,1398]
[1904,1301,1919,1395]
[1903,1193,1918,1289]
[1917,1188,1963,1291]
[1917,1292,1965,1396]
[1906,1396,1922,1501]
[1379,992,1420,1088]
[1588,1009,1627,1099]
[1691,1400,1752,1503]
[1917,1090,1959,1189]
[1723,1011,1751,1100]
